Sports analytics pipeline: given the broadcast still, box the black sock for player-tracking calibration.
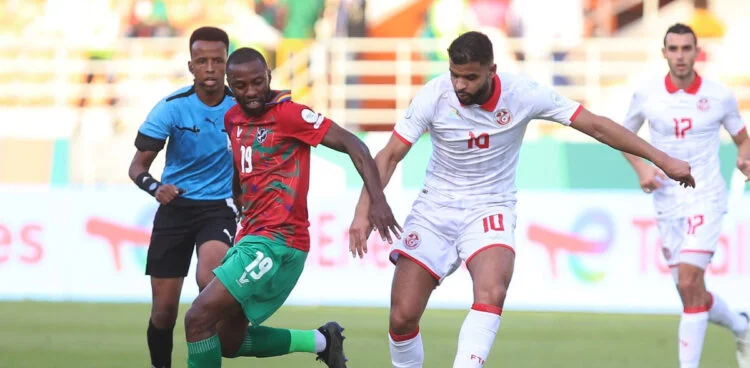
[147,319,174,368]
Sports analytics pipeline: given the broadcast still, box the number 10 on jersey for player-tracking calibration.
[240,145,253,173]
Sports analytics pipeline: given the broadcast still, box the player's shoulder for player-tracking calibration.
[162,85,196,104]
[266,90,310,115]
[698,76,734,99]
[225,104,244,121]
[496,72,556,103]
[497,72,538,93]
[413,73,453,104]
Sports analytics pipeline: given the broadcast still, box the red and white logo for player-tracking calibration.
[697,97,710,111]
[495,108,512,125]
[404,231,421,249]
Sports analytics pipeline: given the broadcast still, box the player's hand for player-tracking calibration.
[657,157,695,189]
[155,184,181,205]
[638,165,667,194]
[368,198,403,245]
[348,212,372,259]
[738,157,750,182]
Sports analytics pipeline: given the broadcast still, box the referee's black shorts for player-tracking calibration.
[145,197,237,278]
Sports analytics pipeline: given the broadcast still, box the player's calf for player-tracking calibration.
[676,263,712,309]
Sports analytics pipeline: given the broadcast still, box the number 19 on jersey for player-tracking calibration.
[240,145,253,173]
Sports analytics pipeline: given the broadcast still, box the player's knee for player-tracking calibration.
[676,277,703,298]
[184,305,210,334]
[474,284,507,307]
[389,307,420,335]
[151,303,179,328]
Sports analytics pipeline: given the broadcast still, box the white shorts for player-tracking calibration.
[658,208,724,278]
[389,196,517,283]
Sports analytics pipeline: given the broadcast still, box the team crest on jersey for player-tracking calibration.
[404,231,421,249]
[697,97,710,111]
[256,128,268,143]
[495,108,512,125]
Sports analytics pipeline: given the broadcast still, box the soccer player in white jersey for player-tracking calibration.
[622,23,750,368]
[348,31,695,368]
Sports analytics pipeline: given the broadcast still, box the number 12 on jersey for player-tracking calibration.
[240,145,253,173]
[673,118,692,139]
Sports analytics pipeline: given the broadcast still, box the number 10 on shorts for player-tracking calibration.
[238,251,273,285]
[482,214,504,233]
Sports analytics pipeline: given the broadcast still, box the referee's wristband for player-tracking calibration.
[135,172,161,196]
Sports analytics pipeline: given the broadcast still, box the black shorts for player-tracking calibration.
[146,197,237,278]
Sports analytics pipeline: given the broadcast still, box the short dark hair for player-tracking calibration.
[663,23,697,46]
[227,47,268,68]
[189,26,229,51]
[447,31,494,66]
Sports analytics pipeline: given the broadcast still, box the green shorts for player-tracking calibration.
[213,235,307,326]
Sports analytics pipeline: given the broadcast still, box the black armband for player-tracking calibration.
[135,172,161,196]
[134,132,166,152]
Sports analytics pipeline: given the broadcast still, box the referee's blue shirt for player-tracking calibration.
[137,85,235,201]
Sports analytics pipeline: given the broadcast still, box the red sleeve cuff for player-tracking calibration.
[393,130,414,146]
[309,118,334,147]
[569,104,584,122]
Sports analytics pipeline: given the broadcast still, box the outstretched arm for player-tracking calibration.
[319,123,402,244]
[570,107,695,188]
[347,134,412,258]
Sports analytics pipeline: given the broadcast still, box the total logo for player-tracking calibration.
[527,209,615,283]
[85,204,157,271]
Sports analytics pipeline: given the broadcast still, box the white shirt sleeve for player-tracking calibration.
[622,90,647,133]
[393,84,435,144]
[721,92,746,136]
[528,82,582,126]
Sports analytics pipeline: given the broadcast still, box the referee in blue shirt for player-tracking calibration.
[127,27,236,368]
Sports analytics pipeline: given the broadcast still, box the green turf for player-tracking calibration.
[0,302,738,367]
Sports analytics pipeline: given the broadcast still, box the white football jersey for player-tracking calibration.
[623,74,747,218]
[394,72,581,209]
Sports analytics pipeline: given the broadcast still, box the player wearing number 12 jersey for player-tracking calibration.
[622,24,750,368]
[349,31,695,368]
[183,48,401,368]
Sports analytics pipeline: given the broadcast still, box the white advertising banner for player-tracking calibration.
[1,186,749,314]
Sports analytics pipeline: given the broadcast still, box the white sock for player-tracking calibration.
[452,304,502,368]
[314,330,327,353]
[707,292,749,338]
[679,310,709,368]
[389,328,423,368]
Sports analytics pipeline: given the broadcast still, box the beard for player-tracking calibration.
[455,78,492,105]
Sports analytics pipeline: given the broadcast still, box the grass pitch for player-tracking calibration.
[0,301,738,367]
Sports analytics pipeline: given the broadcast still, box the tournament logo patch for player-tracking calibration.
[404,231,421,250]
[495,108,512,125]
[256,128,268,143]
[301,108,320,123]
[301,108,324,129]
[697,97,710,111]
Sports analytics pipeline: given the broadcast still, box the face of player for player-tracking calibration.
[227,60,272,117]
[449,61,496,106]
[662,33,699,80]
[188,40,228,94]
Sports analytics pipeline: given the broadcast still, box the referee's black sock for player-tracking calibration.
[147,319,174,368]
